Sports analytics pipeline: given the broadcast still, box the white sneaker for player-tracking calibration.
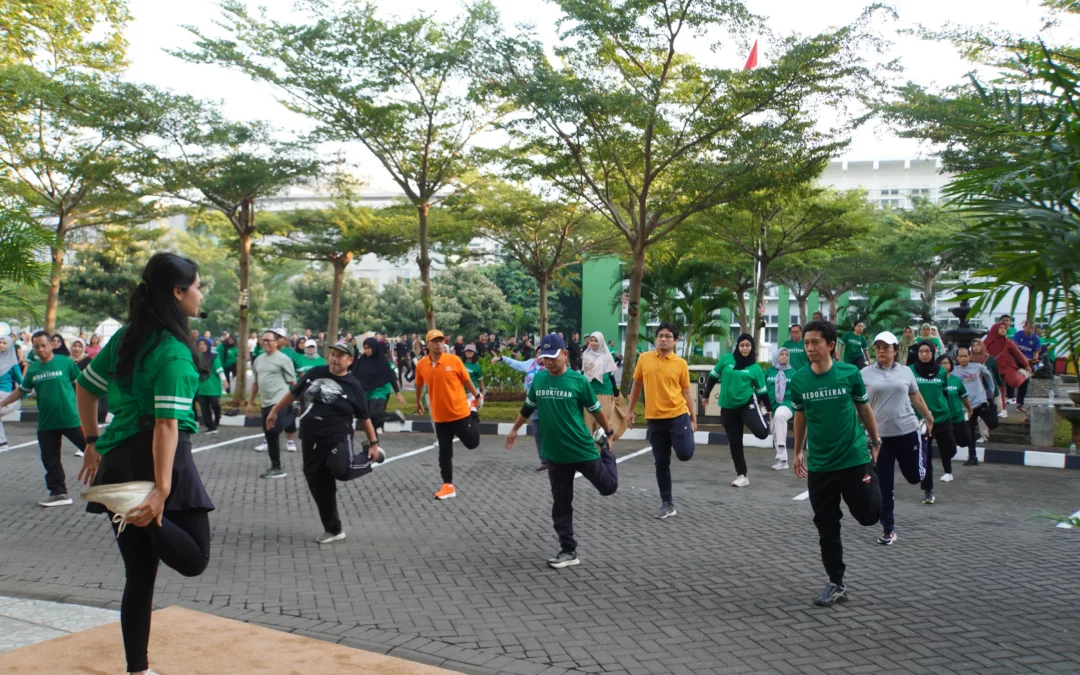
[771,461,788,471]
[315,531,346,544]
[75,450,84,457]
[731,475,750,487]
[940,473,954,482]
[998,409,1008,418]
[977,436,988,444]
[80,481,155,535]
[287,440,298,452]
[255,443,268,451]
[39,493,73,507]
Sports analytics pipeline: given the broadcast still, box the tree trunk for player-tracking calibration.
[922,273,936,317]
[326,254,351,352]
[828,295,839,322]
[538,274,549,336]
[797,296,809,326]
[621,241,647,395]
[417,203,435,331]
[233,200,254,405]
[44,215,69,334]
[735,293,749,336]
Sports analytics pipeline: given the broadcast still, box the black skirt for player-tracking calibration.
[87,431,215,514]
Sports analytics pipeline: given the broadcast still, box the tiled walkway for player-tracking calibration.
[0,596,119,653]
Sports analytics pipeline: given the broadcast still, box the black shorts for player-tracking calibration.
[89,430,214,514]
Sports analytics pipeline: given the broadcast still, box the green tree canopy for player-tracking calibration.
[58,225,160,327]
[290,270,379,339]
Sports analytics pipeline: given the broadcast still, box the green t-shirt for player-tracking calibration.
[196,355,225,397]
[781,339,809,371]
[295,354,326,378]
[219,344,237,369]
[525,369,602,465]
[589,372,615,396]
[910,365,949,420]
[463,360,483,392]
[945,374,968,424]
[77,326,200,454]
[764,366,794,411]
[710,353,766,409]
[840,331,868,364]
[20,355,81,431]
[789,361,870,473]
[365,382,394,401]
[281,346,306,372]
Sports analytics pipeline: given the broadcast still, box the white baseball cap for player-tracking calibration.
[303,339,318,348]
[872,331,899,346]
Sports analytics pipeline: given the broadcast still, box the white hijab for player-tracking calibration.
[0,336,18,378]
[582,331,617,383]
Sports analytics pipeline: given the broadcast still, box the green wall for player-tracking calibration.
[581,256,621,344]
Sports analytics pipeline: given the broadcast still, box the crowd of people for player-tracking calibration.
[0,263,1065,675]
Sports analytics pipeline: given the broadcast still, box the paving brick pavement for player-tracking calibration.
[0,423,1078,674]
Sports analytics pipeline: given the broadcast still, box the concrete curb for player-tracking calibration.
[4,409,1078,470]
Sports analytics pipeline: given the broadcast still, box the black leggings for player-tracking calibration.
[112,510,211,673]
[951,417,971,452]
[965,402,1000,459]
[195,395,221,431]
[434,412,481,484]
[721,399,770,476]
[922,420,957,489]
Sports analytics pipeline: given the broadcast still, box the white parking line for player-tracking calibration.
[192,433,265,453]
[576,445,652,479]
[0,440,39,453]
[377,440,445,466]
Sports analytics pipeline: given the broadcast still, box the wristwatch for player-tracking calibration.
[86,435,99,445]
[870,438,882,448]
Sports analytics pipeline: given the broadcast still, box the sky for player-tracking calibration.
[121,0,1061,191]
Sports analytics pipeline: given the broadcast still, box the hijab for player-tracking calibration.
[582,331,617,384]
[352,337,397,392]
[51,334,70,357]
[898,327,916,361]
[982,322,1008,359]
[733,333,757,370]
[69,338,88,363]
[0,336,17,377]
[772,347,792,404]
[912,342,940,379]
[969,337,990,365]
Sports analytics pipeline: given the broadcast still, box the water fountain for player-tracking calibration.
[940,297,983,351]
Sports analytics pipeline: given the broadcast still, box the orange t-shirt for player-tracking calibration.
[414,353,473,423]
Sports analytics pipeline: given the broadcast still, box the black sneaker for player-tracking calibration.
[877,531,897,546]
[547,550,579,569]
[814,582,847,607]
[391,410,408,424]
[260,467,287,479]
[593,428,611,455]
[963,457,979,466]
[653,502,676,519]
[923,490,935,505]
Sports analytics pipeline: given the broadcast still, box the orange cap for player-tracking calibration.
[425,329,446,342]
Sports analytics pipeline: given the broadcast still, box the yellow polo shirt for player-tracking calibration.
[633,350,691,420]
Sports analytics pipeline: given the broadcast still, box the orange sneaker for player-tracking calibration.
[434,483,456,500]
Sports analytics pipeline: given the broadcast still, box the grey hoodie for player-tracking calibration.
[955,362,996,408]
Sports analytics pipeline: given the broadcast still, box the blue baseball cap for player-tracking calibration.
[537,333,565,359]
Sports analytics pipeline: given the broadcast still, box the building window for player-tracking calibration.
[765,327,779,344]
[790,315,800,327]
[881,188,900,196]
[878,199,901,209]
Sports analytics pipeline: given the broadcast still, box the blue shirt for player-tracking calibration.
[500,356,545,393]
[1012,332,1041,360]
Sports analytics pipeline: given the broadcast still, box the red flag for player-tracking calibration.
[743,40,758,70]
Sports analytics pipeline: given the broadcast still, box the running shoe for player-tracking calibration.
[391,410,408,424]
[653,502,676,519]
[731,475,750,487]
[592,427,611,455]
[315,531,346,545]
[75,450,84,457]
[39,493,74,508]
[0,443,8,452]
[371,445,386,464]
[977,435,988,444]
[255,443,268,452]
[287,440,298,452]
[998,409,1008,418]
[1007,397,1016,405]
[206,429,220,436]
[1016,405,1027,414]
[434,483,456,500]
[923,490,935,504]
[80,481,154,533]
[813,582,847,607]
[771,460,788,471]
[877,531,897,546]
[260,467,287,479]
[940,473,954,482]
[963,457,979,467]
[547,550,579,569]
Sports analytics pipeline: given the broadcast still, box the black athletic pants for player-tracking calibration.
[966,402,999,459]
[261,405,296,470]
[368,397,388,432]
[647,413,695,504]
[434,412,481,484]
[112,510,211,673]
[808,462,881,584]
[877,431,924,533]
[37,427,85,496]
[922,420,957,489]
[548,448,619,553]
[302,435,350,535]
[223,364,236,389]
[720,401,769,476]
[196,395,221,431]
[1015,379,1030,407]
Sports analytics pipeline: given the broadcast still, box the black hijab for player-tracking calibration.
[733,333,757,370]
[912,342,939,379]
[352,337,397,391]
[52,334,70,357]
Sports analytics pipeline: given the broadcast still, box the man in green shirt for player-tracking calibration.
[838,321,869,369]
[295,339,327,378]
[782,324,810,371]
[0,331,87,507]
[506,334,617,570]
[790,320,882,608]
